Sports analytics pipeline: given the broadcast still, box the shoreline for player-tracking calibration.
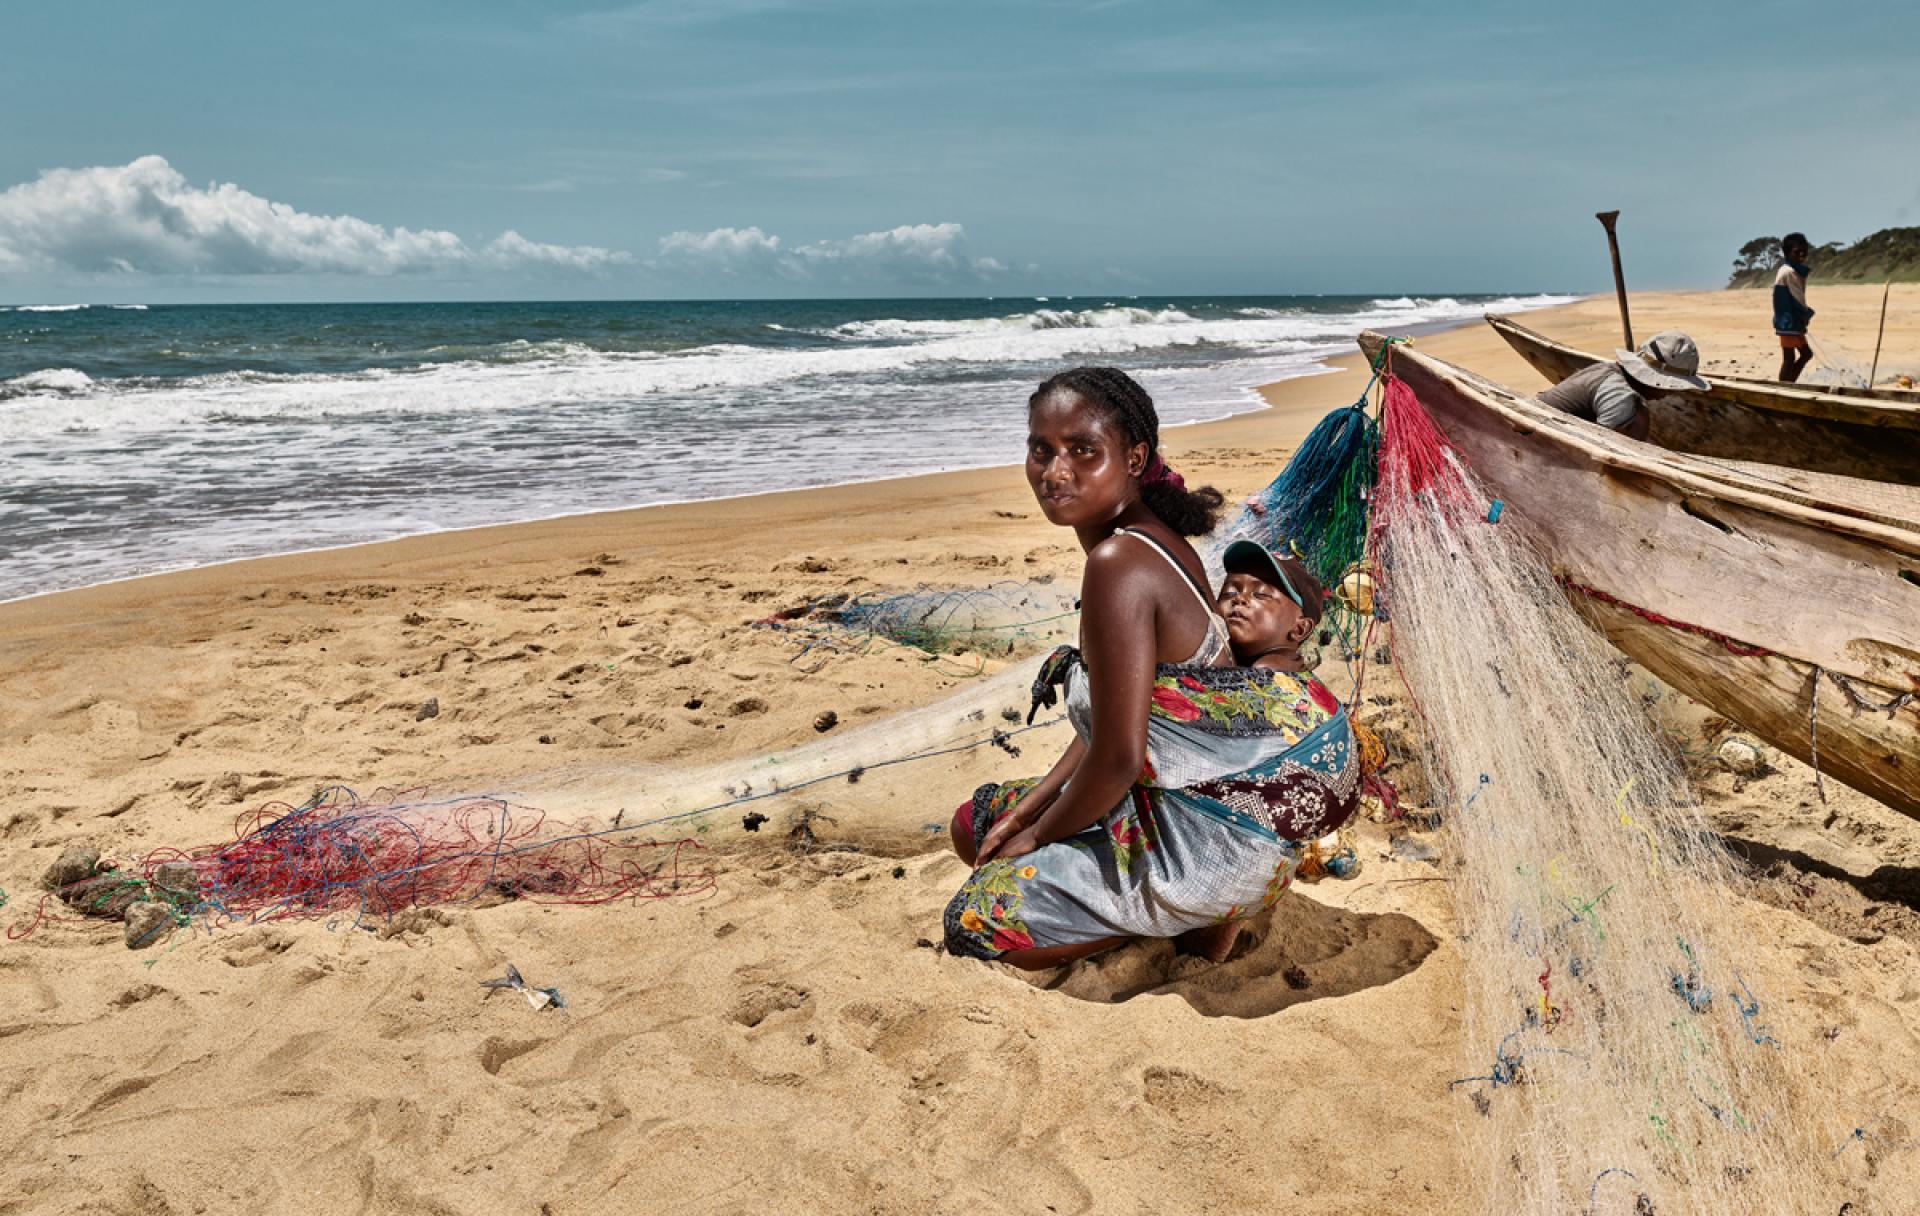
[0,309,1508,625]
[13,282,1919,647]
[0,373,1335,614]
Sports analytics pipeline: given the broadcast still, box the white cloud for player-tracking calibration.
[481,230,628,272]
[655,225,792,277]
[0,156,631,277]
[655,221,1011,284]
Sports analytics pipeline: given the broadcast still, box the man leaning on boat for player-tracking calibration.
[1537,330,1710,440]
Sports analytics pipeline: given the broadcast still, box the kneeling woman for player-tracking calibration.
[944,367,1359,969]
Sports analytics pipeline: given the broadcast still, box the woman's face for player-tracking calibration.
[1026,390,1146,528]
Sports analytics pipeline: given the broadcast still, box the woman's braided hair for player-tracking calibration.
[1028,366,1224,536]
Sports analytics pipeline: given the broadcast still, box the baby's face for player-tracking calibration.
[1217,571,1304,654]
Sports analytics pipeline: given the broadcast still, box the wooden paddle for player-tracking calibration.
[1596,210,1633,350]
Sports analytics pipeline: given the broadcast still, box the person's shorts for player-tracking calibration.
[1778,332,1809,350]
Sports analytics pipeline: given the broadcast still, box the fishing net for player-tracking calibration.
[8,579,1083,946]
[1803,332,1920,390]
[1372,372,1849,1212]
[1207,352,1391,697]
[755,580,1080,675]
[1218,402,1377,589]
[7,788,716,943]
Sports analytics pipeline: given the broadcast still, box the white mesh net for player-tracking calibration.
[1374,374,1854,1212]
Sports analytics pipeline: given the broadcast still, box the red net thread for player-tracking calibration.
[1367,372,1484,773]
[1372,373,1480,533]
[8,787,714,941]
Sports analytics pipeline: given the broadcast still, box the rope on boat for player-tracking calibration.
[1820,667,1918,718]
[1808,665,1916,806]
[1557,578,1775,658]
[1808,667,1828,803]
[1559,576,1920,801]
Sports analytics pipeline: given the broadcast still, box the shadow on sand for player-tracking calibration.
[1026,889,1439,1019]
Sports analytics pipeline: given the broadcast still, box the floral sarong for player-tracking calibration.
[944,646,1360,960]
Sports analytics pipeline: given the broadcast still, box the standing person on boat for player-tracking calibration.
[942,367,1359,969]
[1536,330,1711,440]
[1773,232,1816,383]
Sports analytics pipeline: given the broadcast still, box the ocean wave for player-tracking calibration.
[0,294,1578,438]
[1369,296,1458,311]
[0,328,1318,435]
[3,303,91,313]
[1471,293,1583,313]
[110,304,149,310]
[1,367,95,396]
[420,337,613,362]
[819,305,1202,340]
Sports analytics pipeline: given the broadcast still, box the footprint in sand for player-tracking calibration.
[1141,1064,1230,1117]
[478,1036,544,1076]
[220,928,296,968]
[730,982,810,1028]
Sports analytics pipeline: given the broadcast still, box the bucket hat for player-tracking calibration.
[1616,330,1710,393]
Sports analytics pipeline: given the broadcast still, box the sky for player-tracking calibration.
[2,0,1915,303]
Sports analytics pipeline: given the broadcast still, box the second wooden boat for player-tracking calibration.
[1485,313,1920,485]
[1361,331,1920,821]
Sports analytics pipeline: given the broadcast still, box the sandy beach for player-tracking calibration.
[4,287,1919,1213]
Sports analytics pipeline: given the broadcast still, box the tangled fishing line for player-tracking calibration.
[8,787,715,943]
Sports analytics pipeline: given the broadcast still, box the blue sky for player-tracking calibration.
[2,0,1915,302]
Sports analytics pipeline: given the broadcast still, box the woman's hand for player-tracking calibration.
[972,776,1060,868]
[975,819,1043,868]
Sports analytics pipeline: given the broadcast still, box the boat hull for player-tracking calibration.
[1575,597,1918,817]
[1368,333,1920,820]
[1486,314,1920,484]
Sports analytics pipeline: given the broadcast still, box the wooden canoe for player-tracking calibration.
[1360,331,1920,821]
[1484,313,1920,485]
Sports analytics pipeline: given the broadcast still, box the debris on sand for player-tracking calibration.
[124,902,173,950]
[480,963,565,1011]
[43,845,100,891]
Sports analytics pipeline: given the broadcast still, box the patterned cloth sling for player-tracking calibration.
[944,644,1360,959]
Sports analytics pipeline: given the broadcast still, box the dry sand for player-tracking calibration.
[3,287,1918,1213]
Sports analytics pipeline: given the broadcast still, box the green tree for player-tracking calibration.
[1732,236,1781,274]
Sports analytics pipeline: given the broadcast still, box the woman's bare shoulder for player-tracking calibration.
[1084,532,1158,581]
[1084,531,1202,611]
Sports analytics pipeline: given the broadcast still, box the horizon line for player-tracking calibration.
[0,287,1600,309]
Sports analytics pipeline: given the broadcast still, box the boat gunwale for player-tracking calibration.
[1363,330,1920,557]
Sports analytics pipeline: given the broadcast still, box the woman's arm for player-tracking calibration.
[1002,542,1159,852]
[1013,735,1084,819]
[975,736,1084,866]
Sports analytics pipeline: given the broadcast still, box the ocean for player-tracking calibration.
[0,294,1573,602]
